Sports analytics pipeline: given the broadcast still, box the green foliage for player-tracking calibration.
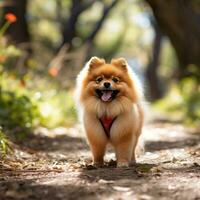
[0,19,39,140]
[36,90,77,128]
[179,78,200,125]
[0,127,10,157]
[154,77,200,127]
[0,89,41,138]
[0,77,77,138]
[0,37,21,76]
[0,17,77,145]
[0,45,21,73]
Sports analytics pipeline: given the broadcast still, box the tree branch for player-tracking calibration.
[86,0,119,43]
[61,0,96,48]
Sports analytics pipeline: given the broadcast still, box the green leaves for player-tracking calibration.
[0,90,41,138]
[0,127,9,157]
[153,77,200,127]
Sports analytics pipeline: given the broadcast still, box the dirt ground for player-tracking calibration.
[0,121,200,200]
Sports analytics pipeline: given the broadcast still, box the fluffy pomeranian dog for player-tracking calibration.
[75,57,144,167]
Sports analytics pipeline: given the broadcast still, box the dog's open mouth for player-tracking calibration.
[95,89,119,102]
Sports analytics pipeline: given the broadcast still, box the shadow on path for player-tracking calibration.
[16,132,88,153]
[145,138,200,152]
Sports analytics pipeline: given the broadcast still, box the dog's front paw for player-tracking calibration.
[117,162,129,168]
[93,162,104,168]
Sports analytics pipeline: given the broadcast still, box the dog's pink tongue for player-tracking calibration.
[101,91,112,102]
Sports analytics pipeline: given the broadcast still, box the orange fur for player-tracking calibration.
[75,57,144,167]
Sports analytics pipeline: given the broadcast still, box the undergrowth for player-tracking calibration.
[153,78,200,128]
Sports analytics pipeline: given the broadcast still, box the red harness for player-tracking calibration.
[99,116,116,138]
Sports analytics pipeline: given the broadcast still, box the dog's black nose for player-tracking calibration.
[104,82,111,88]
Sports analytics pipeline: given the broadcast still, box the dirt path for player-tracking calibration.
[0,122,200,200]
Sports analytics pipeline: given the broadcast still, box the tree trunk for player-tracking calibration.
[145,0,200,77]
[146,20,163,101]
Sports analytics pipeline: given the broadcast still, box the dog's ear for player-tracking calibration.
[111,58,127,71]
[88,57,105,69]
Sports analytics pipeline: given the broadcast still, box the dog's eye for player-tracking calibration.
[112,77,120,83]
[96,76,103,83]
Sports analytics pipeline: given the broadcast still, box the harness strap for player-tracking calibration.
[99,116,116,138]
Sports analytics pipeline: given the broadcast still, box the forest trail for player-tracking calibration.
[0,121,200,200]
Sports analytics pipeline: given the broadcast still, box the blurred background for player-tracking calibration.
[0,0,199,154]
